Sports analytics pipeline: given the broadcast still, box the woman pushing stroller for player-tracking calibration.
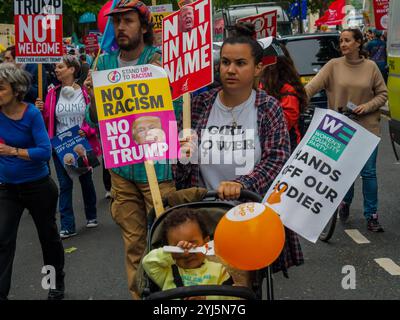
[175,22,303,275]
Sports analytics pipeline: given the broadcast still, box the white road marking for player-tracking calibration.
[374,258,400,276]
[344,229,371,244]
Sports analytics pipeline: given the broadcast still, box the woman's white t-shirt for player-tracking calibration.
[55,88,86,135]
[199,90,262,190]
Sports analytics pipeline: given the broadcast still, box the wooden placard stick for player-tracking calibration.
[91,47,102,72]
[144,160,165,218]
[183,92,191,138]
[38,64,43,100]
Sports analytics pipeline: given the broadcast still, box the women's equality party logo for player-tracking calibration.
[307,114,356,161]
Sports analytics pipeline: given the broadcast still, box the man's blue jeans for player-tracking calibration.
[343,147,378,220]
[53,156,97,232]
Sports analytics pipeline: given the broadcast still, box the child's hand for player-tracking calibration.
[176,241,197,253]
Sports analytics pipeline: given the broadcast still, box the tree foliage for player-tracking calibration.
[0,0,104,25]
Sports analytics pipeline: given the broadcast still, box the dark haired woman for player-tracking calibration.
[36,55,101,239]
[305,28,387,232]
[177,22,303,275]
[260,44,307,150]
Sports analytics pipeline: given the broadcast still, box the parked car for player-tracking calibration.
[277,32,341,107]
[210,32,341,134]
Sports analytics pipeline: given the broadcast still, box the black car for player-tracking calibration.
[211,32,341,132]
[277,32,341,109]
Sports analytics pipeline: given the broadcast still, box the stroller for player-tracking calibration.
[138,187,275,300]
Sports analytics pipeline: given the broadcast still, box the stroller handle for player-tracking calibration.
[145,284,256,300]
[205,190,262,203]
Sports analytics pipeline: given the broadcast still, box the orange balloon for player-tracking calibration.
[214,203,285,270]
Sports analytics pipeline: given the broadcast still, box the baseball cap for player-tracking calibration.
[105,0,152,23]
[372,28,383,37]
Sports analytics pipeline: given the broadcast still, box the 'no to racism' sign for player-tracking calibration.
[14,0,63,64]
[92,65,179,169]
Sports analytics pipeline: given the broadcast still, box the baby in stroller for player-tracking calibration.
[138,188,289,300]
[142,208,236,300]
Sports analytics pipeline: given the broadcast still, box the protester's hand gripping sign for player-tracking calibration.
[263,108,380,243]
[14,0,63,64]
[162,0,213,100]
[92,64,179,169]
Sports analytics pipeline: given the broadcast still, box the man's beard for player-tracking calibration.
[118,34,142,51]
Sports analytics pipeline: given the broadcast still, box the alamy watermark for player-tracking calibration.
[341,265,356,290]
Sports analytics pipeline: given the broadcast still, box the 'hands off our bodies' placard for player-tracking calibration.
[263,108,380,243]
[92,64,179,169]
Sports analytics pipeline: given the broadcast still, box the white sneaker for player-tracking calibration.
[105,191,111,199]
[86,220,98,228]
[59,230,77,239]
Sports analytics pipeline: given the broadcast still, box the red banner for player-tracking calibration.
[237,10,277,40]
[237,10,278,66]
[315,0,345,26]
[162,0,213,100]
[14,0,63,64]
[84,34,99,55]
[373,0,390,30]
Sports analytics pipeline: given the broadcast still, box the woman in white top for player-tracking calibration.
[36,55,101,239]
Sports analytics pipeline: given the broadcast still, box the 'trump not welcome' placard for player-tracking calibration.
[14,0,63,63]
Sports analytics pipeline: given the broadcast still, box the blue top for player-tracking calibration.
[0,103,51,184]
[367,39,387,70]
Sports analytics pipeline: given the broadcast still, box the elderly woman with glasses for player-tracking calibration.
[0,63,65,300]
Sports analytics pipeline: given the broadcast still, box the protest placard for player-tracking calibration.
[0,24,15,49]
[162,0,213,100]
[238,10,277,66]
[51,125,100,178]
[92,64,179,169]
[14,0,63,64]
[263,108,381,243]
[213,16,224,42]
[149,4,173,13]
[83,34,99,55]
[150,7,173,48]
[373,0,389,30]
[237,10,277,39]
